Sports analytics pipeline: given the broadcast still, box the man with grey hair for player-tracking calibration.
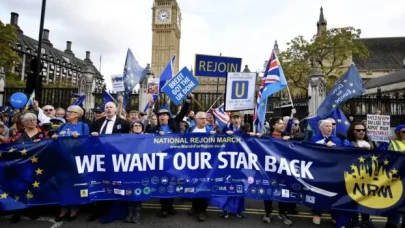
[187,111,215,222]
[88,101,130,222]
[32,101,55,124]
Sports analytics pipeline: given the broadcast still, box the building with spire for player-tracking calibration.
[315,7,405,80]
[5,12,105,92]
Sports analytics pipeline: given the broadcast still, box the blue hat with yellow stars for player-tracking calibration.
[157,106,172,118]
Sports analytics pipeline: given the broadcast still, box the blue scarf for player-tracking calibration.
[311,131,344,146]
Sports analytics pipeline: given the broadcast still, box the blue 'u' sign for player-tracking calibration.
[231,81,249,99]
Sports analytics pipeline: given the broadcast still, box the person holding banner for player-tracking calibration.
[187,112,216,222]
[51,105,90,222]
[221,112,247,135]
[124,120,146,223]
[385,125,405,228]
[346,122,377,228]
[215,111,249,220]
[311,119,351,228]
[262,116,293,226]
[146,93,192,218]
[88,102,130,222]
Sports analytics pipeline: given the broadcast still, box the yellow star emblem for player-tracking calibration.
[350,83,353,87]
[332,104,336,108]
[32,181,40,188]
[337,119,342,123]
[0,192,8,199]
[344,121,349,125]
[30,156,38,163]
[383,159,389,165]
[391,168,399,175]
[358,156,365,163]
[352,90,356,93]
[20,149,28,156]
[371,155,378,161]
[14,195,20,201]
[35,168,43,175]
[9,148,16,153]
[350,164,356,170]
[343,79,347,82]
[26,190,33,199]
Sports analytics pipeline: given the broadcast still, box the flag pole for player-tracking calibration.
[206,92,225,112]
[286,84,294,109]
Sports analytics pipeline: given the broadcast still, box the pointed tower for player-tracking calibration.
[317,7,327,36]
[274,40,280,55]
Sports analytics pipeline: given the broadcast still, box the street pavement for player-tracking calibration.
[0,199,387,228]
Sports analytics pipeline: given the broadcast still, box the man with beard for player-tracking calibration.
[147,94,192,218]
[185,111,196,128]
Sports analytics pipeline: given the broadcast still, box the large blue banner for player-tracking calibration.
[194,54,242,77]
[0,134,404,217]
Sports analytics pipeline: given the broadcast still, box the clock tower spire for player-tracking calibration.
[151,0,181,77]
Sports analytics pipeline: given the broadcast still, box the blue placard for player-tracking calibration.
[162,67,199,105]
[194,54,242,77]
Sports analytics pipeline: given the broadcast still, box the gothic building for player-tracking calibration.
[6,12,105,92]
[316,7,405,80]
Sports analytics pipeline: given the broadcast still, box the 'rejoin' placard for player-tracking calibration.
[194,54,242,77]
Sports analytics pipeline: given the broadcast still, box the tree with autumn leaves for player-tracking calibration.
[279,27,369,94]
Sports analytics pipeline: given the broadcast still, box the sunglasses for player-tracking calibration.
[355,129,366,132]
[133,125,141,127]
[293,123,299,126]
[44,109,54,112]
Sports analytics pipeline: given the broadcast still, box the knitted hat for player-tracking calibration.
[157,106,172,117]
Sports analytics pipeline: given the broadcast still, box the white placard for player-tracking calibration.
[367,114,391,142]
[111,74,125,92]
[224,72,257,111]
[147,78,160,95]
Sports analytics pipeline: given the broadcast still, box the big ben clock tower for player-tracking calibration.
[151,0,181,77]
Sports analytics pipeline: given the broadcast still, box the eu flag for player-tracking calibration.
[317,64,365,118]
[307,108,350,137]
[122,49,148,108]
[71,94,85,106]
[102,90,117,110]
[159,55,176,92]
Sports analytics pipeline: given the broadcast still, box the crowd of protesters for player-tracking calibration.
[0,94,403,228]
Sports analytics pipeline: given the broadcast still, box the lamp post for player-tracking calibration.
[35,0,47,102]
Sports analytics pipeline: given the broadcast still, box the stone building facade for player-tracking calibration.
[6,12,105,93]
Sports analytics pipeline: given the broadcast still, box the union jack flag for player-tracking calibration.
[253,50,287,133]
[212,103,230,131]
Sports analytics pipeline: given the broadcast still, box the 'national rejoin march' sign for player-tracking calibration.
[162,67,199,105]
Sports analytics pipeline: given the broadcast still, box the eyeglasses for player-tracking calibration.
[25,119,37,122]
[133,124,141,127]
[198,118,206,120]
[355,129,366,132]
[67,110,78,114]
[44,109,54,112]
[293,123,299,126]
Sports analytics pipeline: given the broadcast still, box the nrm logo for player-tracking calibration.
[344,155,402,209]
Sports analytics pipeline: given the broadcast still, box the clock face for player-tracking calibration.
[157,9,170,23]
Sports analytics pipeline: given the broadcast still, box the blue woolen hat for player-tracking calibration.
[395,125,405,133]
[157,106,172,118]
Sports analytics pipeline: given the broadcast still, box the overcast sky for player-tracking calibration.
[1,0,404,89]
